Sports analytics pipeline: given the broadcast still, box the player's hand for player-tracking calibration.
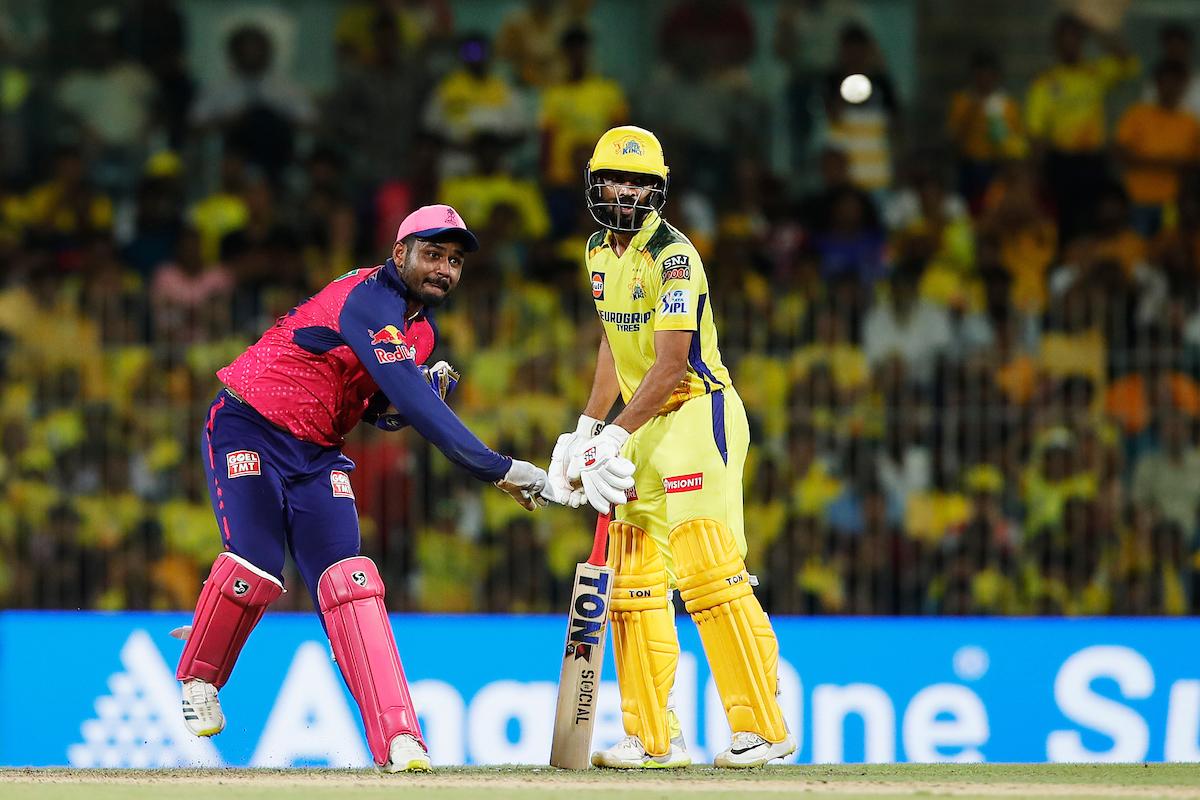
[581,455,635,515]
[541,433,587,507]
[363,391,409,431]
[570,425,636,514]
[420,360,460,401]
[495,459,549,511]
[563,415,605,484]
[371,412,408,431]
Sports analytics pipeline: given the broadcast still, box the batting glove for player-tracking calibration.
[541,433,588,507]
[572,425,636,515]
[495,458,550,511]
[563,414,605,484]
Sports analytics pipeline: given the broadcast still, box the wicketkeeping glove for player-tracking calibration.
[420,360,459,401]
[363,361,461,431]
[494,458,549,511]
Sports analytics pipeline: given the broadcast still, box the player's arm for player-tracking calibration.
[611,330,689,434]
[582,326,621,420]
[339,283,510,482]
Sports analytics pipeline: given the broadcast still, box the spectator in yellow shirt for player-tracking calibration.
[422,33,527,177]
[978,160,1057,313]
[539,27,628,231]
[1115,60,1200,236]
[438,133,550,243]
[23,145,113,254]
[334,0,451,64]
[1026,13,1138,243]
[495,0,592,88]
[947,50,1027,213]
[539,25,630,181]
[187,148,249,263]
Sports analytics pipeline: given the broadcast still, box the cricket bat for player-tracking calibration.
[549,511,612,769]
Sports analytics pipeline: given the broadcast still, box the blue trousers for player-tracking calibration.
[200,390,360,602]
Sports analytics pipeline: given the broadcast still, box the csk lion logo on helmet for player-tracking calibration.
[614,138,644,157]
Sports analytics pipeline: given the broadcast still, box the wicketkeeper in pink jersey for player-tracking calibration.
[173,205,548,771]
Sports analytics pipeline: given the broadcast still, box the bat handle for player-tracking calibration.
[586,507,612,567]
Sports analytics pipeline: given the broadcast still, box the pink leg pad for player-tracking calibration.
[318,556,424,765]
[176,551,283,689]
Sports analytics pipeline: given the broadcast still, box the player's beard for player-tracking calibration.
[400,258,451,308]
[413,278,450,307]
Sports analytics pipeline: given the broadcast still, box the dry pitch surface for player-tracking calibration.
[4,765,1200,800]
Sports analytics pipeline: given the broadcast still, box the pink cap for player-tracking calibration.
[395,204,479,252]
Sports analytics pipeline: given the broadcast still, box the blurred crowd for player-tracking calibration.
[3,0,1200,616]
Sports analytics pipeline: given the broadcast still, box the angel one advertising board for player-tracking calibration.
[0,613,1197,766]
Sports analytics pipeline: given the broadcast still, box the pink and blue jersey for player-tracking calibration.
[218,258,509,482]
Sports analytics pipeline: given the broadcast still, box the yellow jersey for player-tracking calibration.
[584,212,731,414]
[1025,55,1139,152]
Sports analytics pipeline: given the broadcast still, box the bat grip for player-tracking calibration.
[586,508,611,566]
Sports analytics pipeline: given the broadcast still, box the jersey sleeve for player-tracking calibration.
[652,241,707,332]
[1024,76,1051,140]
[339,281,511,482]
[1096,55,1139,89]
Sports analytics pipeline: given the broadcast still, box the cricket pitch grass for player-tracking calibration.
[4,765,1200,800]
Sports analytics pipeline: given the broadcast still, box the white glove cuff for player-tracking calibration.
[576,414,605,438]
[601,424,631,448]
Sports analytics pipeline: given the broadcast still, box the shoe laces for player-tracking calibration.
[615,735,646,755]
[183,680,217,705]
[392,734,427,752]
[730,731,766,749]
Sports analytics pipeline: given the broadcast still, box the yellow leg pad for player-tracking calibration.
[608,520,678,757]
[670,518,787,743]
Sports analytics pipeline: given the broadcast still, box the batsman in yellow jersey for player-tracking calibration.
[541,126,796,768]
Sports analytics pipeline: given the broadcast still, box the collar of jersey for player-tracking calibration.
[381,257,430,323]
[604,211,662,254]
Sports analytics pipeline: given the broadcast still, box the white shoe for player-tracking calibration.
[381,734,432,773]
[713,731,797,768]
[180,679,225,737]
[591,734,691,769]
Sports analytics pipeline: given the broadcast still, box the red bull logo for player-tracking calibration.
[374,345,416,364]
[368,324,417,364]
[368,325,404,346]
